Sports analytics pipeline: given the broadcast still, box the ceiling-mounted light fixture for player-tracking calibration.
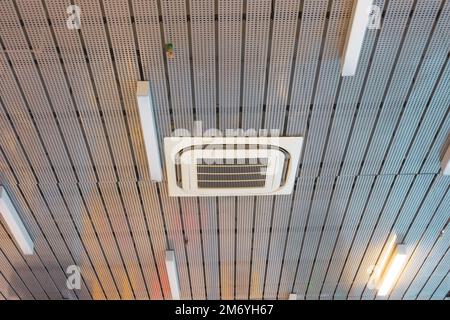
[136,81,163,182]
[288,293,298,300]
[377,244,408,296]
[367,233,408,296]
[440,134,450,175]
[341,0,373,76]
[165,250,181,300]
[0,187,34,255]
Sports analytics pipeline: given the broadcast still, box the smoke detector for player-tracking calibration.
[164,136,303,197]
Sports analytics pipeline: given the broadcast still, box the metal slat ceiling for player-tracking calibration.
[0,0,449,300]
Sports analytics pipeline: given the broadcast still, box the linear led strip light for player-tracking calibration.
[0,187,34,255]
[377,244,408,296]
[165,250,181,300]
[341,0,374,76]
[367,233,408,297]
[136,81,163,182]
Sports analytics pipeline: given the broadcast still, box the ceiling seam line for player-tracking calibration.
[0,269,23,300]
[378,0,447,175]
[261,196,277,299]
[0,144,76,299]
[428,268,450,299]
[274,178,300,299]
[0,231,42,300]
[296,0,333,177]
[387,183,449,299]
[403,234,450,299]
[0,42,90,298]
[14,0,118,299]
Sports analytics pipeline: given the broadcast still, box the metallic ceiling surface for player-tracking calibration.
[0,0,449,300]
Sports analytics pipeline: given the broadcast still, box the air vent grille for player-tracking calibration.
[164,137,303,197]
[197,158,268,189]
[198,180,266,189]
[197,163,267,174]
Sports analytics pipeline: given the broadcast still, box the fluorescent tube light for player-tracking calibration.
[165,250,181,300]
[0,187,34,255]
[136,81,163,182]
[367,233,397,290]
[377,244,407,296]
[441,137,450,175]
[288,293,298,300]
[341,0,373,76]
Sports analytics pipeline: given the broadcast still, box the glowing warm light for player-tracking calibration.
[377,245,408,296]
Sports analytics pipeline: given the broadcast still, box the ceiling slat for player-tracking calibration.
[306,176,354,298]
[263,0,300,131]
[0,224,48,299]
[430,271,450,300]
[180,197,206,299]
[44,0,117,183]
[160,0,195,132]
[381,0,450,174]
[340,175,415,299]
[347,175,414,298]
[218,0,242,130]
[319,175,375,299]
[263,193,294,299]
[286,0,329,136]
[0,271,21,300]
[294,176,336,297]
[340,0,413,177]
[217,197,235,299]
[362,175,447,299]
[159,183,192,299]
[0,221,61,299]
[241,0,271,130]
[404,226,449,299]
[277,177,315,299]
[198,198,220,299]
[0,0,449,300]
[417,250,450,299]
[0,253,34,300]
[361,0,442,176]
[388,183,450,299]
[75,0,136,181]
[249,196,272,299]
[299,0,352,178]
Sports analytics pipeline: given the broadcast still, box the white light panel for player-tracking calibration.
[0,187,34,255]
[165,250,181,300]
[136,81,163,182]
[342,0,374,76]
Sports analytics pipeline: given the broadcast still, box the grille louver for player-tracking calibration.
[197,158,268,189]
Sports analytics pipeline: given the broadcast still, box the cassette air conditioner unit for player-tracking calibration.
[164,136,303,197]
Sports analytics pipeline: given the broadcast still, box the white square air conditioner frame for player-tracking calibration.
[164,136,303,197]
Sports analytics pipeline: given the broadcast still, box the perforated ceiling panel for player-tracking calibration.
[0,0,449,300]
